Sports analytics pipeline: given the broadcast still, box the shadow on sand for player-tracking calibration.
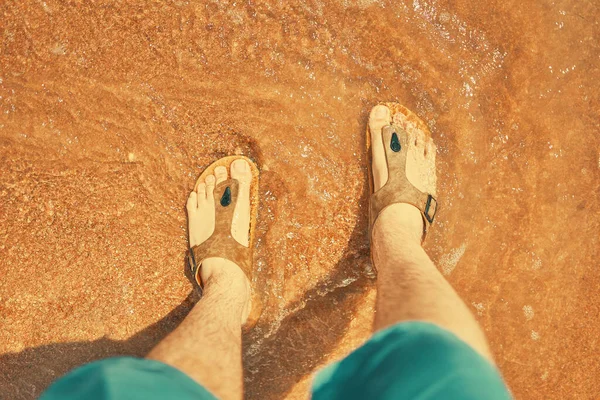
[0,228,372,400]
[1,152,374,400]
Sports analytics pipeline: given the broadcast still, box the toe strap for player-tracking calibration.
[370,125,438,242]
[188,179,252,289]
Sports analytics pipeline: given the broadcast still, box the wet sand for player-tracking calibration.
[1,0,599,398]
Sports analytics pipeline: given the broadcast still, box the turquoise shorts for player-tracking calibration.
[40,322,511,399]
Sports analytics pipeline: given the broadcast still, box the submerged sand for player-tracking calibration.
[1,0,599,398]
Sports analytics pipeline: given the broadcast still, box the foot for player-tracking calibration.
[368,104,437,243]
[186,159,253,323]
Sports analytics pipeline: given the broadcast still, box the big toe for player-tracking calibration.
[369,104,391,136]
[369,104,391,191]
[230,158,251,183]
[230,159,252,247]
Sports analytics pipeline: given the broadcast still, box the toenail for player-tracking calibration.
[234,160,247,171]
[373,105,388,119]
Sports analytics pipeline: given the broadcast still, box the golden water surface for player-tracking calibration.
[1,0,598,398]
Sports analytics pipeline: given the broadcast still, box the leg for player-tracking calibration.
[146,259,249,400]
[147,159,255,400]
[368,105,493,361]
[371,205,493,360]
[40,160,256,400]
[312,104,509,400]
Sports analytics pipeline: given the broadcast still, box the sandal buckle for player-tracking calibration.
[424,195,437,223]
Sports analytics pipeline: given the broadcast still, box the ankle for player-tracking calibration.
[201,258,250,303]
[372,203,424,246]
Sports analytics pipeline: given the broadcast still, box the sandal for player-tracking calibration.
[367,103,438,243]
[187,155,262,329]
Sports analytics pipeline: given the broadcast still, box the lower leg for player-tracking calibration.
[147,258,249,400]
[147,159,255,399]
[373,204,493,361]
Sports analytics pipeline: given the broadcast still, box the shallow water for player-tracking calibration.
[1,0,599,398]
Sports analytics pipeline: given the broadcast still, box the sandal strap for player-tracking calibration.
[188,179,252,288]
[370,124,438,242]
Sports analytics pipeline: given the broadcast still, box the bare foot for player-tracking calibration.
[368,104,437,243]
[186,159,253,323]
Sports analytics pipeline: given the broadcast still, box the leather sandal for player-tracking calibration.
[187,155,262,329]
[367,103,438,244]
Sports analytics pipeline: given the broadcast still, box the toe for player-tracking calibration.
[205,174,216,198]
[368,104,391,191]
[414,130,426,148]
[186,191,197,213]
[215,166,228,184]
[230,159,251,183]
[426,141,436,158]
[188,178,216,249]
[197,182,207,199]
[369,105,391,139]
[229,159,252,248]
